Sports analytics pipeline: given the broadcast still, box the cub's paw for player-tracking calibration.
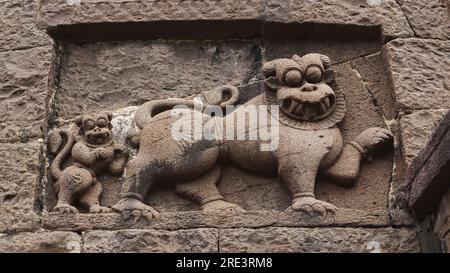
[353,127,393,154]
[89,205,111,214]
[54,204,79,214]
[201,199,245,213]
[112,197,160,222]
[113,143,127,155]
[95,148,108,160]
[289,197,338,217]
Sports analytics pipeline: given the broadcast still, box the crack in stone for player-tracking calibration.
[394,0,417,37]
[0,44,52,54]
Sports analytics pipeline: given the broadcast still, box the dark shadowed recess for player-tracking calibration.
[46,20,382,44]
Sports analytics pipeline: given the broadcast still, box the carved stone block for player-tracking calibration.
[0,232,81,253]
[0,142,41,233]
[219,227,420,253]
[82,229,219,253]
[0,46,53,143]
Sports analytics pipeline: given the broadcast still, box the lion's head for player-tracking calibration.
[263,53,346,130]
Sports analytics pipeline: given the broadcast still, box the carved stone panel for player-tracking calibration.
[47,45,394,225]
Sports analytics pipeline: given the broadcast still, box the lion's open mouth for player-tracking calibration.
[87,131,111,145]
[280,94,336,121]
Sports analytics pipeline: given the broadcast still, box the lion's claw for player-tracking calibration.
[112,197,160,222]
[354,127,393,154]
[54,204,79,214]
[89,205,111,214]
[290,197,338,217]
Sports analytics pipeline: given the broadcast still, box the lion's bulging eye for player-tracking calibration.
[97,118,107,128]
[284,70,303,87]
[84,120,95,130]
[306,66,323,83]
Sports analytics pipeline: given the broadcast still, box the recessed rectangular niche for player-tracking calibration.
[46,23,392,216]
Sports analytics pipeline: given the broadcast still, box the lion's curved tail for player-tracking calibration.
[134,98,195,130]
[48,129,75,181]
[129,85,240,147]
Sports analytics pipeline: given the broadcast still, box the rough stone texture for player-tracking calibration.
[389,129,416,227]
[265,39,380,67]
[0,231,81,253]
[38,0,413,40]
[39,0,265,27]
[397,0,450,39]
[406,110,450,217]
[383,38,450,111]
[82,228,218,253]
[219,227,420,253]
[55,40,260,119]
[399,110,447,167]
[445,234,450,253]
[265,0,413,39]
[351,52,396,119]
[0,46,53,143]
[435,187,450,238]
[41,209,390,231]
[0,0,51,51]
[0,141,42,233]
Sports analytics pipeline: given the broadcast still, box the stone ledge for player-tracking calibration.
[265,0,412,39]
[219,227,420,252]
[41,209,390,231]
[38,0,412,41]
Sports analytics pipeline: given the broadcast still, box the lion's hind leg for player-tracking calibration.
[80,181,111,213]
[54,166,93,214]
[175,165,244,212]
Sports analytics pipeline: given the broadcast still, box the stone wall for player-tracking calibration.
[0,0,448,253]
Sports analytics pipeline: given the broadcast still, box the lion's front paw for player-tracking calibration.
[54,203,79,214]
[201,199,245,213]
[112,197,160,221]
[353,127,393,155]
[89,205,111,214]
[289,197,338,217]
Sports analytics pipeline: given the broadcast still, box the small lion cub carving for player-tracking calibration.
[48,111,128,214]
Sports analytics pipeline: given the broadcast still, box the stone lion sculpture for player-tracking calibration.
[112,53,393,220]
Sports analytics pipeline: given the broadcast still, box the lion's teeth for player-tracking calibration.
[295,103,304,116]
[289,100,299,113]
[303,103,316,119]
[322,97,330,109]
[319,102,327,115]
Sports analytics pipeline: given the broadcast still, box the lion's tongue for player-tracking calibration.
[303,104,317,120]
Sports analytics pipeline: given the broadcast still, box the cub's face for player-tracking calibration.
[263,54,337,122]
[76,112,113,145]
